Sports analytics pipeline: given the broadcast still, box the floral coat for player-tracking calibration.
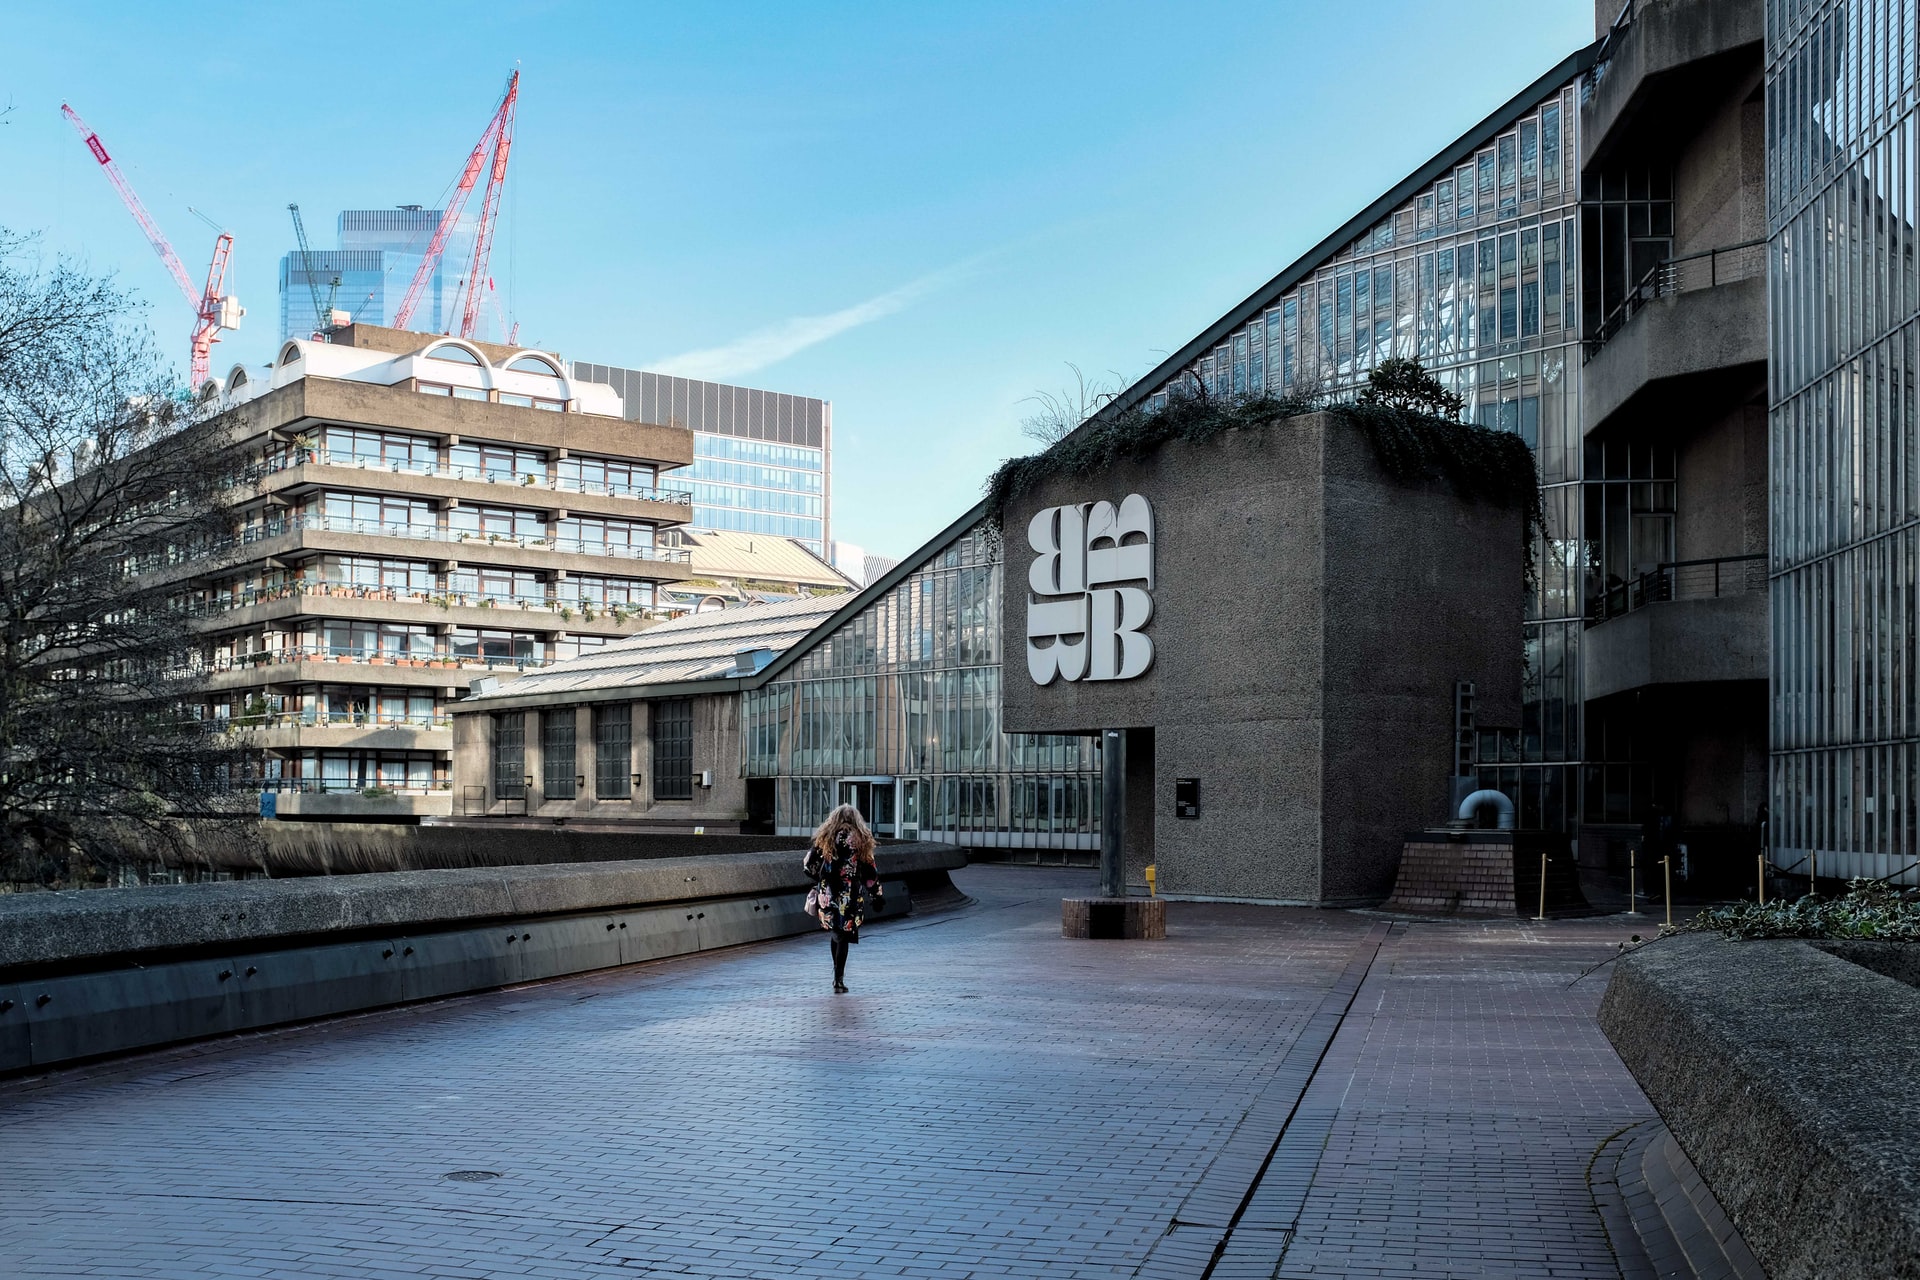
[803,839,883,938]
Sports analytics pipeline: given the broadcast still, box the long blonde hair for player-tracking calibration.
[813,803,877,864]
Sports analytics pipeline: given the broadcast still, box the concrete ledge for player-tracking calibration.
[1582,593,1768,701]
[1582,277,1767,438]
[1062,897,1166,940]
[0,843,962,974]
[0,845,964,1075]
[1599,934,1920,1280]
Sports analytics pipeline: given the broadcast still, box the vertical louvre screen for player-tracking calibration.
[542,710,576,799]
[595,704,632,798]
[652,699,693,800]
[493,713,525,798]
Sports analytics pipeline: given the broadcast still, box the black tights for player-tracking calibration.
[830,933,850,983]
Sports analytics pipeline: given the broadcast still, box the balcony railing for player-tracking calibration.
[1588,553,1766,623]
[225,710,455,731]
[235,449,694,507]
[1586,239,1767,358]
[232,514,692,564]
[181,580,658,622]
[250,778,454,796]
[180,645,553,678]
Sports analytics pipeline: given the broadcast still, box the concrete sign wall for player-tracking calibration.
[1001,412,1523,906]
[1025,495,1156,685]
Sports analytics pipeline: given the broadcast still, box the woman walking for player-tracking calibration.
[804,804,884,994]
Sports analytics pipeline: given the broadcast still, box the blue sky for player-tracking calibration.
[1,1,1593,559]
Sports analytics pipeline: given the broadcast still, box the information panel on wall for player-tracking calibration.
[1024,494,1156,686]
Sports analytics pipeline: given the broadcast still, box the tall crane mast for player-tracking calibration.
[287,203,340,339]
[61,104,244,391]
[393,70,518,340]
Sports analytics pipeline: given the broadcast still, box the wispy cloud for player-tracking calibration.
[650,261,971,381]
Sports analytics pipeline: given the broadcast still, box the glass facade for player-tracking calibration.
[572,363,831,554]
[1134,78,1586,830]
[277,209,451,342]
[1768,0,1920,879]
[743,524,1102,850]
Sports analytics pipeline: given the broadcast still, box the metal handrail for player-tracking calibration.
[178,581,657,621]
[1589,552,1766,623]
[176,646,552,677]
[233,449,693,506]
[231,515,692,563]
[1587,239,1767,356]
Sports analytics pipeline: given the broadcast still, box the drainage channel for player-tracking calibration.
[1133,920,1397,1280]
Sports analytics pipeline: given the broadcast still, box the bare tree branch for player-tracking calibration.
[0,229,255,886]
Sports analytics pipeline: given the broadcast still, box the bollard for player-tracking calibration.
[1626,847,1642,916]
[1661,855,1673,928]
[1144,864,1157,897]
[1757,853,1767,906]
[1534,852,1549,921]
[1811,849,1818,897]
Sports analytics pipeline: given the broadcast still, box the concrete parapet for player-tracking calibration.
[1599,933,1920,1280]
[0,843,962,973]
[0,845,965,1075]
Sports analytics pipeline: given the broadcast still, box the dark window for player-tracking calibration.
[652,699,693,801]
[542,710,576,799]
[493,713,525,799]
[595,704,632,799]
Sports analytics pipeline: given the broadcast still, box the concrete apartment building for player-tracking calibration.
[184,324,695,818]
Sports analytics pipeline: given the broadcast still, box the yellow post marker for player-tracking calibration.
[1757,853,1767,906]
[1145,865,1157,897]
[1661,855,1673,928]
[1534,853,1549,921]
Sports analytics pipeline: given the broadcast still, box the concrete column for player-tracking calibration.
[1101,729,1126,899]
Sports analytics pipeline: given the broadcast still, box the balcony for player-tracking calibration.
[1582,241,1767,437]
[182,581,660,633]
[234,449,696,523]
[177,645,551,694]
[1581,0,1763,172]
[1583,554,1768,701]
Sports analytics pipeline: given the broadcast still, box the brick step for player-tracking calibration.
[1589,1118,1765,1280]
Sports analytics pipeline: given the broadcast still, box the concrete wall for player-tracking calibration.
[0,845,964,1075]
[1001,413,1522,903]
[1675,402,1768,563]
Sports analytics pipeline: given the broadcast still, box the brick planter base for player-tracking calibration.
[1383,833,1516,916]
[1062,897,1167,939]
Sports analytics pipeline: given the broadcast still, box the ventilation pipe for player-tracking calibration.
[1457,789,1516,831]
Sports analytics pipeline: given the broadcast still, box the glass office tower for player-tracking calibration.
[1120,59,1590,831]
[571,363,831,555]
[278,208,449,341]
[1768,0,1920,879]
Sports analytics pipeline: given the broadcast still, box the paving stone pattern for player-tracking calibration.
[0,867,1661,1279]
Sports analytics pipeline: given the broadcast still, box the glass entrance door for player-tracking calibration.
[837,777,897,835]
[899,778,921,837]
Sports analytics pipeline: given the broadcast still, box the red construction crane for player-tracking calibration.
[61,103,244,392]
[393,70,519,341]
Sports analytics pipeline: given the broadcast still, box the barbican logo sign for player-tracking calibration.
[1024,494,1155,685]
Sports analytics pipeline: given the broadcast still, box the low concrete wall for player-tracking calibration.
[0,844,965,1075]
[1599,934,1920,1280]
[114,821,929,880]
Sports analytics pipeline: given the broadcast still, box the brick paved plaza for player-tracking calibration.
[0,866,1660,1279]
